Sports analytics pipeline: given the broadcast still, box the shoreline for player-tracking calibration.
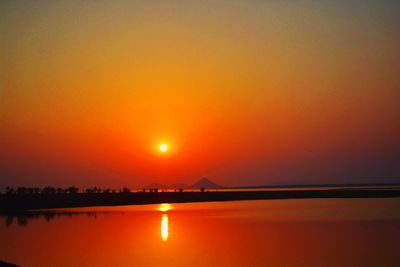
[1,188,400,211]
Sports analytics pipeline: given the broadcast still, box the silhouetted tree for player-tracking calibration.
[85,188,93,194]
[26,187,34,194]
[42,186,56,194]
[121,187,130,193]
[85,187,100,193]
[67,186,79,194]
[56,187,65,194]
[6,186,15,195]
[17,187,27,194]
[16,187,37,194]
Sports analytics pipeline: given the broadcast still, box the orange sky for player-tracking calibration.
[1,1,400,187]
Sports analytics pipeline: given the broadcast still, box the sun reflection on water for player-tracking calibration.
[161,214,169,242]
[158,203,172,212]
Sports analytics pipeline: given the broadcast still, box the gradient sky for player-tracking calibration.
[1,0,400,188]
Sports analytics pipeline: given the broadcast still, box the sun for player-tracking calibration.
[160,144,168,152]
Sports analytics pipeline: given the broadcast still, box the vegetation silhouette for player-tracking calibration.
[1,185,400,211]
[4,186,119,195]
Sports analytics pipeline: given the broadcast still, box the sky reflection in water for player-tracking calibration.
[1,199,400,267]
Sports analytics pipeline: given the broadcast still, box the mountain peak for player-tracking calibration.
[191,177,223,189]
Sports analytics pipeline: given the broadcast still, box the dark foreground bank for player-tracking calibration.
[0,260,18,267]
[1,188,400,211]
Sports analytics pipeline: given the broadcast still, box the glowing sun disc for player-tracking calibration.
[160,144,168,152]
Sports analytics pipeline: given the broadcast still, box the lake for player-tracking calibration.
[1,198,400,267]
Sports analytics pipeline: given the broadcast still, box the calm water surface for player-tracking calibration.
[1,198,400,267]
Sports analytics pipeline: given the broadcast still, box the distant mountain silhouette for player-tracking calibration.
[144,179,222,189]
[191,177,223,189]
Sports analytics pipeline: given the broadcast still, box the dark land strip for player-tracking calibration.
[1,188,400,211]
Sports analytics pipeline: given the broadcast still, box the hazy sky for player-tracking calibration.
[1,0,400,187]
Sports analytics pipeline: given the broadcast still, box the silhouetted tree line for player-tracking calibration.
[2,186,133,195]
[1,186,205,195]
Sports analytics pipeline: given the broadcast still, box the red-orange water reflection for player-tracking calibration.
[161,213,168,242]
[1,199,400,267]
